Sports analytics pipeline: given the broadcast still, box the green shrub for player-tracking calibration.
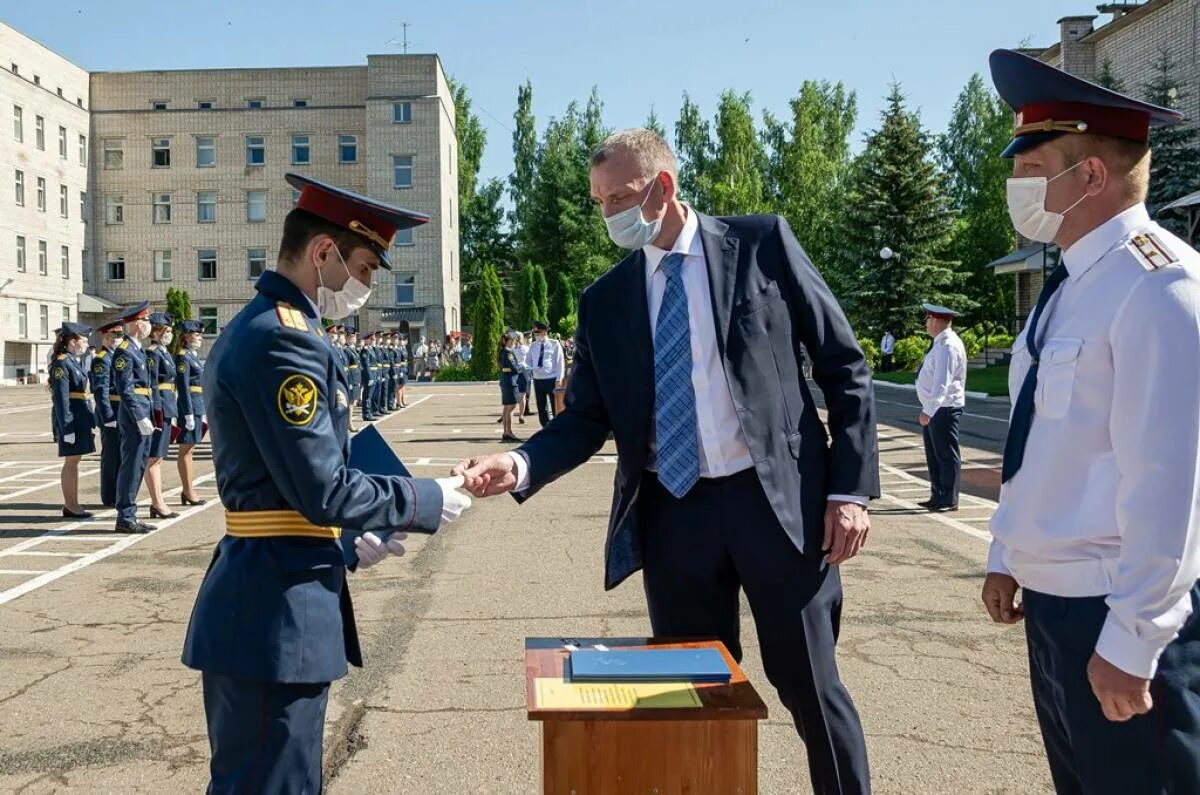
[857,337,880,371]
[893,335,929,371]
[957,327,984,358]
[434,364,485,382]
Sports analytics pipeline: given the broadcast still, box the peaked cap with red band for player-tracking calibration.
[118,301,151,322]
[285,173,430,270]
[989,49,1183,158]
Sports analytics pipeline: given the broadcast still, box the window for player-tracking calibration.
[154,250,172,281]
[103,139,123,169]
[338,134,357,163]
[17,303,27,339]
[38,240,47,275]
[78,134,87,166]
[153,192,172,224]
[395,227,414,246]
[247,248,268,279]
[39,305,48,340]
[107,253,126,281]
[198,249,217,280]
[106,195,124,224]
[58,126,66,158]
[152,137,171,167]
[395,275,416,305]
[392,155,414,188]
[59,184,68,217]
[293,99,308,108]
[199,307,218,335]
[291,135,310,165]
[392,102,412,124]
[12,105,21,141]
[36,177,46,212]
[80,191,87,220]
[197,100,214,110]
[62,306,70,324]
[291,187,301,205]
[60,245,69,278]
[14,169,23,205]
[16,236,26,273]
[197,191,216,223]
[246,98,264,109]
[152,100,168,111]
[196,136,216,167]
[35,116,44,150]
[246,136,265,166]
[246,190,267,222]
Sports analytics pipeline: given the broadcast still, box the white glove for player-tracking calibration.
[201,414,207,425]
[185,415,196,431]
[63,433,75,444]
[86,400,95,413]
[136,417,154,436]
[436,476,472,524]
[354,531,408,568]
[104,421,117,429]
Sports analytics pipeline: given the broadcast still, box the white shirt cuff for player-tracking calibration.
[1095,615,1163,679]
[506,451,531,493]
[986,540,1011,575]
[828,494,867,506]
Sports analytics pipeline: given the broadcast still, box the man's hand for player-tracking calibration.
[185,415,196,431]
[136,417,154,437]
[918,413,931,427]
[981,573,1024,623]
[823,500,869,565]
[1088,653,1153,722]
[436,476,473,524]
[452,454,520,498]
[354,531,408,569]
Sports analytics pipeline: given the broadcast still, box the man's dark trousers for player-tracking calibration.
[532,377,557,427]
[99,424,122,507]
[115,414,151,524]
[638,468,870,795]
[922,406,961,507]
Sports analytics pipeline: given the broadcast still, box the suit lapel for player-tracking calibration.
[625,249,653,375]
[698,213,738,358]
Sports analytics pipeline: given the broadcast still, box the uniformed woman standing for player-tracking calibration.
[174,320,207,506]
[50,322,96,518]
[498,334,521,442]
[144,313,180,519]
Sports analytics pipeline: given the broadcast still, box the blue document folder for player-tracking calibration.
[568,648,732,684]
[341,425,415,568]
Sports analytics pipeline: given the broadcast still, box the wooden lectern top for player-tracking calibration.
[525,637,768,722]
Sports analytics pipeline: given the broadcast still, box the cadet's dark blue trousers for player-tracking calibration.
[921,406,961,507]
[202,672,330,795]
[638,468,870,795]
[1024,585,1200,795]
[115,412,151,524]
[99,423,122,507]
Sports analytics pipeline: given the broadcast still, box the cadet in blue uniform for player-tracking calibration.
[344,328,361,431]
[110,302,158,534]
[145,313,180,520]
[395,333,409,409]
[498,334,521,442]
[359,331,376,422]
[386,334,399,411]
[174,319,207,506]
[181,173,471,793]
[90,319,125,507]
[51,322,96,518]
[983,50,1200,793]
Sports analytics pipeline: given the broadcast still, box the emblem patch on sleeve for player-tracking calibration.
[178,363,186,373]
[93,363,104,375]
[278,374,319,426]
[53,367,65,379]
[114,357,127,371]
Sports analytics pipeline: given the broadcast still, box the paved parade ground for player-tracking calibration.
[0,382,1052,794]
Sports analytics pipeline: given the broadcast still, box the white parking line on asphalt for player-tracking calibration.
[0,468,100,503]
[875,398,1010,424]
[0,464,60,485]
[878,461,996,543]
[0,569,50,575]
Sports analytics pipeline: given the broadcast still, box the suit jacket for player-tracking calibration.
[516,212,879,590]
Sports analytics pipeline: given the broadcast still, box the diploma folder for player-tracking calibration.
[568,648,732,684]
[340,424,417,568]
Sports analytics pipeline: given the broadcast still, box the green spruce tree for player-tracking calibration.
[548,271,576,331]
[471,264,504,380]
[1142,49,1200,234]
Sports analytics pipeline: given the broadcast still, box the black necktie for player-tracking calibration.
[1001,264,1070,483]
[538,342,546,369]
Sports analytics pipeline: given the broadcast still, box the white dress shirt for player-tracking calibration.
[987,204,1200,678]
[916,328,966,417]
[880,333,896,355]
[510,206,865,505]
[526,337,564,381]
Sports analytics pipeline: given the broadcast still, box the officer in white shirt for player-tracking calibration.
[526,320,564,427]
[984,49,1200,793]
[879,330,896,372]
[915,304,966,512]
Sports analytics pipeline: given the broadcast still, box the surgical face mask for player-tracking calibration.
[1006,161,1089,243]
[161,331,173,346]
[187,336,202,351]
[604,176,664,250]
[316,244,372,319]
[68,338,86,356]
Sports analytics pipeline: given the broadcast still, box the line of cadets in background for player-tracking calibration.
[325,327,410,425]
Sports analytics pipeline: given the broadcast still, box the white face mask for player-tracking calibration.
[604,176,664,250]
[1006,161,1089,243]
[161,332,173,346]
[316,243,372,319]
[187,337,202,351]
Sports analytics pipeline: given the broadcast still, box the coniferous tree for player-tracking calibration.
[1142,49,1200,234]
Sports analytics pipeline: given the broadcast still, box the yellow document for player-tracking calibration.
[535,678,702,709]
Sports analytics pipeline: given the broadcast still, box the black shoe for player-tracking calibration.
[517,416,525,424]
[917,499,936,509]
[928,503,959,513]
[149,506,180,519]
[115,520,155,534]
[62,507,94,519]
[180,495,206,507]
[501,434,522,443]
[523,410,535,416]
[496,417,503,423]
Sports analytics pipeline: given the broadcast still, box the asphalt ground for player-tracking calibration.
[0,381,1051,794]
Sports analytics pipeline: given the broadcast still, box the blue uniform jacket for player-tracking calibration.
[344,346,361,389]
[181,270,443,684]
[175,349,205,418]
[51,354,95,437]
[111,339,155,424]
[89,348,116,425]
[147,343,178,420]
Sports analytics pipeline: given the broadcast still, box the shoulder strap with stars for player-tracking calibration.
[1128,231,1180,272]
[275,302,310,332]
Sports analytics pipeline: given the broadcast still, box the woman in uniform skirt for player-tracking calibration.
[515,332,531,422]
[498,335,522,442]
[50,322,97,518]
[144,314,180,520]
[174,320,207,506]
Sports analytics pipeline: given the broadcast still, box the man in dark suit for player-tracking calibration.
[455,129,878,794]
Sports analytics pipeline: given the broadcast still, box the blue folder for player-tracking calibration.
[340,425,414,568]
[568,648,732,684]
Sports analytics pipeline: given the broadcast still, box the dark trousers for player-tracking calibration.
[639,469,870,795]
[922,406,961,507]
[361,379,373,420]
[99,424,122,507]
[1024,585,1200,794]
[115,414,151,524]
[202,672,330,795]
[881,353,894,372]
[533,377,557,427]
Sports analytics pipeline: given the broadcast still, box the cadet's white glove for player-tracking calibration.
[185,415,196,431]
[63,433,75,444]
[354,531,408,569]
[201,414,207,426]
[436,476,472,524]
[104,421,117,429]
[86,399,95,413]
[136,417,154,436]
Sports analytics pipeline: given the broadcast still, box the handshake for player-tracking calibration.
[354,475,474,569]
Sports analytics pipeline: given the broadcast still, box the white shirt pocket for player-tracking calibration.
[1035,338,1083,420]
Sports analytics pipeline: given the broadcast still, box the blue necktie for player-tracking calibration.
[654,253,700,498]
[1001,264,1069,483]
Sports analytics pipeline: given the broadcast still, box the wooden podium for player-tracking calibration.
[525,637,767,794]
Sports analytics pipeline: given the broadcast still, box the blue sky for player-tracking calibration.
[5,0,1092,182]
